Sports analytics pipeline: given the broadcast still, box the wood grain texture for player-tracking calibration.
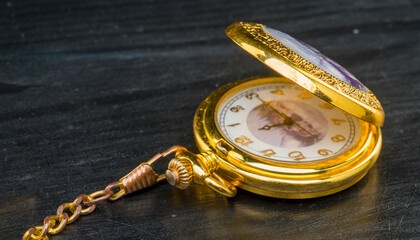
[1,0,419,239]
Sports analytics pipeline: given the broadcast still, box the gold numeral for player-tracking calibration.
[319,102,333,109]
[230,105,244,112]
[331,118,346,125]
[288,151,306,160]
[245,92,259,99]
[227,123,240,127]
[271,89,284,95]
[317,149,333,156]
[260,149,276,157]
[298,92,312,99]
[235,135,253,146]
[331,135,346,142]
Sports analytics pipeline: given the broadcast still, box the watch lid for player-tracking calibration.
[225,22,384,126]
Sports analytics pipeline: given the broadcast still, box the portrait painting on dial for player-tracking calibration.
[247,100,328,148]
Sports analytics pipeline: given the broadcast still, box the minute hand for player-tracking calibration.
[255,96,318,141]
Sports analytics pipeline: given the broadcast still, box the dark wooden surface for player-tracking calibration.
[1,0,419,239]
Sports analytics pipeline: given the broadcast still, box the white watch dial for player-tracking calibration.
[216,83,361,163]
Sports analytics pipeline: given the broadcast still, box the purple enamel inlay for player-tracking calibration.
[263,26,369,92]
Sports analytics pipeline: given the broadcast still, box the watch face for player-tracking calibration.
[216,82,361,163]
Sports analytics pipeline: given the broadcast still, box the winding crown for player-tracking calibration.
[166,158,193,189]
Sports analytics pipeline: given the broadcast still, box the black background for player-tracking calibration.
[1,0,419,239]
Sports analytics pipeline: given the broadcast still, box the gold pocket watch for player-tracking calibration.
[24,22,384,239]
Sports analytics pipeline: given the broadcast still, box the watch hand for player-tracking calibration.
[259,122,286,130]
[290,120,319,141]
[255,95,290,120]
[255,95,318,141]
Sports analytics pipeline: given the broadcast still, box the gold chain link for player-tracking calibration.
[23,181,123,240]
[23,146,187,240]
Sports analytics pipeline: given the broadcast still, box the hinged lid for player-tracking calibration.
[226,22,384,126]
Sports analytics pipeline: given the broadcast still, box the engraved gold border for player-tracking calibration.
[225,22,385,126]
[240,22,382,110]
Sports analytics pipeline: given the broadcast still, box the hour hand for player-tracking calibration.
[259,123,285,130]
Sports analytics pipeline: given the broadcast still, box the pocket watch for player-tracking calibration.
[23,22,384,239]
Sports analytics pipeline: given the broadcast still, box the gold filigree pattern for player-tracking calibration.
[240,22,382,110]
